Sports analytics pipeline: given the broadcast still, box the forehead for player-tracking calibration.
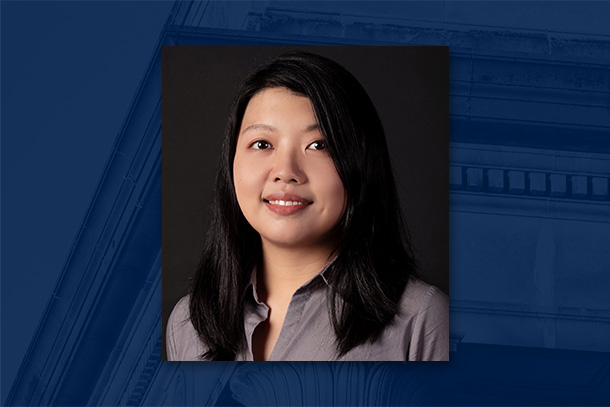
[240,87,316,129]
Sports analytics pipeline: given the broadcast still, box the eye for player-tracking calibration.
[250,140,272,150]
[307,140,327,151]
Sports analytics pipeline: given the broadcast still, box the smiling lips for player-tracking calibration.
[263,193,313,216]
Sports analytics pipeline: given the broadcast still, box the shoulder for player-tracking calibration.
[401,278,449,317]
[168,295,191,328]
[398,278,449,361]
[166,295,208,361]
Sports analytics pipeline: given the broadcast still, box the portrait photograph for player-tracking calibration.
[162,46,449,361]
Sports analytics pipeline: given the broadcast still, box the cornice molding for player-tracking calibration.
[450,143,610,213]
[167,3,610,61]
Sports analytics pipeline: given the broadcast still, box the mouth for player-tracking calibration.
[263,199,312,206]
[262,194,313,215]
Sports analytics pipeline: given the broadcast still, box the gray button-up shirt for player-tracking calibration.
[166,273,449,361]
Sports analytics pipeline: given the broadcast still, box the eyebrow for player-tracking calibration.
[302,123,320,133]
[240,123,276,135]
[240,123,320,135]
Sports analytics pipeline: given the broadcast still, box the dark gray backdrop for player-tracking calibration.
[162,47,448,359]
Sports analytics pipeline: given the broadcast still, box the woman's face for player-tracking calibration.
[233,87,346,251]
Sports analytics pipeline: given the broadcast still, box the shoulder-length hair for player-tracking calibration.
[190,51,418,360]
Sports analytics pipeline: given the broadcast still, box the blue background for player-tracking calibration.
[2,1,609,405]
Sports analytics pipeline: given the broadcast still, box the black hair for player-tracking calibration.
[189,51,418,360]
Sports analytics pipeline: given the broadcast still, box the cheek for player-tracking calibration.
[233,155,263,206]
[328,180,347,216]
[313,163,346,216]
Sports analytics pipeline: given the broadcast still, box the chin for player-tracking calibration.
[261,232,318,249]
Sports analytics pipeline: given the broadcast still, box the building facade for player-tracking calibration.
[6,1,610,405]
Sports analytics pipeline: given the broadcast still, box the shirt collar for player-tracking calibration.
[245,256,337,301]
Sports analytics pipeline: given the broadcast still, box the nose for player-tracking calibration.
[271,148,306,184]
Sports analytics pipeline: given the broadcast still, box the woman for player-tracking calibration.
[166,51,448,361]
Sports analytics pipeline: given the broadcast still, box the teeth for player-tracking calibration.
[268,200,305,206]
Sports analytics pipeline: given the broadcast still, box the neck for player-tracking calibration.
[257,240,334,304]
